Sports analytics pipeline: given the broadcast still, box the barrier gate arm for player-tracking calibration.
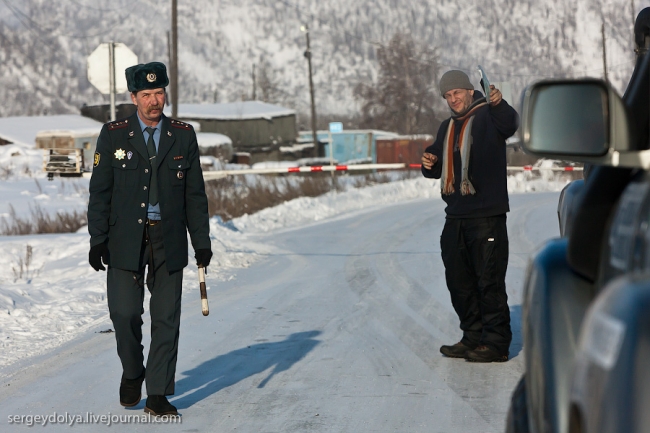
[201,163,583,180]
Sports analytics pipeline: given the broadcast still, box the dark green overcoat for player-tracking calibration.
[88,112,211,272]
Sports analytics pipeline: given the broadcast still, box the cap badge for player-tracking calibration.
[146,73,156,83]
[114,149,126,160]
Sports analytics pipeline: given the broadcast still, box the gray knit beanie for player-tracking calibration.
[439,70,474,97]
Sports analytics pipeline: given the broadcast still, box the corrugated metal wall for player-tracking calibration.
[188,115,297,148]
[376,136,433,164]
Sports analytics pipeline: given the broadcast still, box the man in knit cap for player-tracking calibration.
[421,70,519,362]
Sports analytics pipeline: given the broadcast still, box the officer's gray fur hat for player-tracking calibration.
[439,70,474,97]
[125,62,169,93]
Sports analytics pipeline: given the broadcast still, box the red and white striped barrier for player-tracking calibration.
[507,165,583,171]
[202,163,583,180]
[202,163,408,180]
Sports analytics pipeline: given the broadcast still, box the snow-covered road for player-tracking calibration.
[0,191,560,432]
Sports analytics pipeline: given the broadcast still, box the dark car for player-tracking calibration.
[506,8,650,433]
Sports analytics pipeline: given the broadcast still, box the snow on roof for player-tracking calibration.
[297,129,400,143]
[196,132,233,148]
[0,115,104,147]
[164,101,295,120]
[36,129,101,138]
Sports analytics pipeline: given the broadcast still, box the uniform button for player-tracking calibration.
[145,169,149,173]
[141,203,145,208]
[122,164,126,168]
[143,186,147,190]
[138,219,143,224]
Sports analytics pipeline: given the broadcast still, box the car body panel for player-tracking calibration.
[570,275,650,433]
[522,239,595,433]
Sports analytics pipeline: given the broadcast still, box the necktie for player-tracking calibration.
[145,127,158,205]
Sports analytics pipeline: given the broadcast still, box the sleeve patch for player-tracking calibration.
[93,152,101,167]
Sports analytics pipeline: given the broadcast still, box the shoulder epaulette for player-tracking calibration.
[107,118,130,131]
[170,119,192,130]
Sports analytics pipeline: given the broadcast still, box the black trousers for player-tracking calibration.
[440,215,512,355]
[107,222,183,396]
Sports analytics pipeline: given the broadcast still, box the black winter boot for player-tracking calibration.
[466,345,508,362]
[119,368,145,407]
[440,341,475,358]
[144,395,178,416]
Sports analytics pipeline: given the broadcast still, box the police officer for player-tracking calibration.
[87,62,212,416]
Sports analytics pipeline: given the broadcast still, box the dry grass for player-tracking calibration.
[1,204,87,235]
[0,169,417,235]
[205,170,415,221]
[206,173,338,221]
[12,244,38,281]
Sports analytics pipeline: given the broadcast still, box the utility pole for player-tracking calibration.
[632,0,636,55]
[109,41,116,121]
[252,63,257,100]
[602,18,609,83]
[171,0,179,118]
[301,24,318,158]
[166,31,172,67]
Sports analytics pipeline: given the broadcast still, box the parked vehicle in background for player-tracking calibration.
[36,129,98,177]
[506,8,650,433]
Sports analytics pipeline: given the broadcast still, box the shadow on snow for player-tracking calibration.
[509,304,523,359]
[170,330,322,409]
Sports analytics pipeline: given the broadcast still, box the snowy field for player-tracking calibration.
[0,153,572,371]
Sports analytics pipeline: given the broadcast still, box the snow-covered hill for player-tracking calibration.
[0,0,645,118]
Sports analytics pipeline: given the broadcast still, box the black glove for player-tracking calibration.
[195,249,213,268]
[89,243,109,271]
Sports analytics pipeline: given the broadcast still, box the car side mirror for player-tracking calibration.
[521,79,641,167]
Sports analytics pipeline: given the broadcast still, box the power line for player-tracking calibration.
[0,0,60,49]
[271,0,638,81]
[66,0,126,13]
[0,0,131,40]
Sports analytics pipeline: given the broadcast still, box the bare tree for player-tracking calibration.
[257,59,282,104]
[354,31,441,135]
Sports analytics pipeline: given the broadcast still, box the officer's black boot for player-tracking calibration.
[144,395,178,416]
[119,368,145,407]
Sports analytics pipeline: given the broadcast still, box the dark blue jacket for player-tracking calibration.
[422,93,519,218]
[87,112,211,272]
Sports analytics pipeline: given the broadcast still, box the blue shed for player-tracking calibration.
[298,130,398,164]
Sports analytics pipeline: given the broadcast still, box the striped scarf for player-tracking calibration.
[441,100,488,196]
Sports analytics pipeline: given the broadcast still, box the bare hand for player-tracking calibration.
[489,84,502,106]
[421,152,438,170]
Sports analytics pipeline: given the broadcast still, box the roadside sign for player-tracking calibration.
[87,43,138,94]
[329,122,343,133]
